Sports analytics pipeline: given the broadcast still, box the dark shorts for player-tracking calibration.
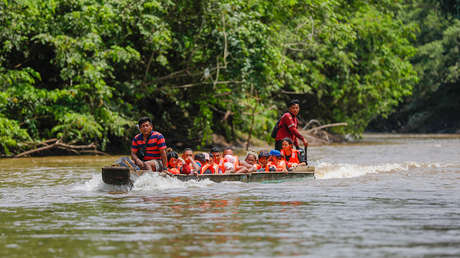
[145,159,164,171]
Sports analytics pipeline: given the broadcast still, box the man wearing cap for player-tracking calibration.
[131,117,168,171]
[274,99,308,151]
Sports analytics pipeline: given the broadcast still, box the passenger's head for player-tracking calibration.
[211,146,222,161]
[194,153,206,163]
[223,147,233,156]
[167,151,179,167]
[138,117,153,135]
[281,137,293,151]
[245,152,258,165]
[258,151,269,165]
[182,148,193,162]
[288,99,300,116]
[269,149,282,161]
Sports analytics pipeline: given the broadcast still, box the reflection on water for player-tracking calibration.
[1,135,460,256]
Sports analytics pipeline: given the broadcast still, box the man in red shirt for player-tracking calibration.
[131,117,168,171]
[274,99,308,151]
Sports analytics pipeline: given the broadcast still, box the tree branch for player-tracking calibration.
[305,122,348,133]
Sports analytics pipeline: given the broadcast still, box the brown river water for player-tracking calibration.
[1,134,459,257]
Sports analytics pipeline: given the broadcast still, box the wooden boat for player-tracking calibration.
[101,166,315,186]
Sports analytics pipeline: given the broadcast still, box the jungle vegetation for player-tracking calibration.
[369,0,460,133]
[0,0,457,156]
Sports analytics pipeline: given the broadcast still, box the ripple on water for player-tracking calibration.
[1,137,460,257]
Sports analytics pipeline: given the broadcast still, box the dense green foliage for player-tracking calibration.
[1,0,418,155]
[369,0,460,133]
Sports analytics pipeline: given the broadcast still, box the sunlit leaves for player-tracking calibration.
[0,0,423,154]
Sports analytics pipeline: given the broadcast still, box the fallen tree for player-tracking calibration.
[14,139,108,158]
[300,121,348,145]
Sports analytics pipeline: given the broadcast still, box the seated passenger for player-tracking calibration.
[267,150,287,172]
[223,154,236,173]
[194,153,207,172]
[256,151,270,172]
[241,152,258,172]
[180,148,200,174]
[200,153,221,175]
[280,137,302,170]
[166,150,181,175]
[223,147,246,173]
[211,146,224,172]
[131,117,167,171]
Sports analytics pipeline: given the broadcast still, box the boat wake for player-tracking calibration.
[75,161,448,192]
[132,173,214,191]
[314,161,443,179]
[75,172,215,192]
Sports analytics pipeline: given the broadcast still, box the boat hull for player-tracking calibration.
[101,166,315,185]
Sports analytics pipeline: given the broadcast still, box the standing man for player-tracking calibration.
[274,99,308,151]
[131,117,168,171]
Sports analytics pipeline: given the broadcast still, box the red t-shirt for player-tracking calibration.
[131,131,166,160]
[275,112,305,147]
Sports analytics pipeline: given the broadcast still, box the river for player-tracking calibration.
[1,134,459,257]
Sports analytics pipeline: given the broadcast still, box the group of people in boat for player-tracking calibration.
[163,143,305,175]
[130,99,308,174]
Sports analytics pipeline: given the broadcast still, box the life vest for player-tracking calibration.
[255,163,269,172]
[181,162,192,174]
[268,159,287,172]
[168,167,180,175]
[167,159,182,175]
[213,158,225,173]
[281,149,300,168]
[200,163,220,175]
[222,155,239,173]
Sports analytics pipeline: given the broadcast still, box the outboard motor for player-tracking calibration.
[298,148,306,163]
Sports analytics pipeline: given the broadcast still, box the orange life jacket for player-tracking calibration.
[222,155,239,173]
[216,158,225,173]
[200,163,220,175]
[268,159,287,172]
[255,163,269,172]
[167,159,182,175]
[281,149,300,168]
[168,167,180,175]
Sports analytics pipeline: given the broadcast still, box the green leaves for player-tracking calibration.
[51,112,102,143]
[0,0,424,154]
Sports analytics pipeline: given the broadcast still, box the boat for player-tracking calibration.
[101,165,315,186]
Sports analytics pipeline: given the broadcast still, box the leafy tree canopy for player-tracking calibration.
[0,0,419,155]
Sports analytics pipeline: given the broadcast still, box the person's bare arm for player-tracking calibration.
[160,149,167,171]
[131,150,146,169]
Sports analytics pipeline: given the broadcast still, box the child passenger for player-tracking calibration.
[179,148,199,174]
[166,150,181,175]
[194,153,207,173]
[211,146,224,171]
[200,153,222,174]
[256,151,270,172]
[267,150,287,172]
